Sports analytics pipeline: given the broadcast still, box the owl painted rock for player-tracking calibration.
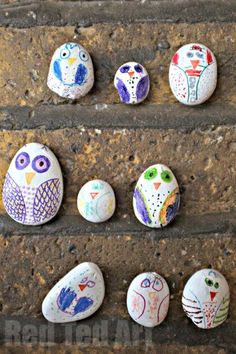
[47,42,94,99]
[169,43,217,105]
[114,62,150,104]
[42,262,105,323]
[182,269,230,329]
[77,179,116,223]
[127,272,170,327]
[133,164,180,228]
[2,143,63,226]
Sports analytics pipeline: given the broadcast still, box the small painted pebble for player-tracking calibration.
[47,42,94,99]
[114,62,150,104]
[2,142,63,226]
[169,43,217,105]
[42,262,105,323]
[133,164,180,228]
[182,268,230,329]
[127,272,170,327]
[77,179,116,223]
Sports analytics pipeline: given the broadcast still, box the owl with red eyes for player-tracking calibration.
[169,43,217,105]
[127,272,170,327]
[2,143,63,226]
[114,62,150,104]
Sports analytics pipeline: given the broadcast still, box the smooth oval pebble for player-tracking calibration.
[42,262,105,323]
[127,272,170,327]
[47,42,94,99]
[2,142,63,226]
[182,268,230,329]
[169,43,217,105]
[77,179,116,223]
[114,62,150,104]
[133,163,180,228]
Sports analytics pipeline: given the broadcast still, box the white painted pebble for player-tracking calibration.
[133,164,180,228]
[77,179,116,223]
[169,43,217,105]
[182,268,230,329]
[127,272,170,327]
[42,262,105,323]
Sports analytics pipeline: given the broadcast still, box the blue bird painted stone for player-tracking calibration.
[42,262,105,323]
[114,62,150,104]
[47,42,94,100]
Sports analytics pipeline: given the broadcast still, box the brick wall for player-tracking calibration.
[0,1,235,353]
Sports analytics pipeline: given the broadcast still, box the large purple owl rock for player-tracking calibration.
[114,62,150,104]
[2,143,63,226]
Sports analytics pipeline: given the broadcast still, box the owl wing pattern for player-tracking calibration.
[33,178,61,224]
[133,187,152,225]
[213,297,230,327]
[53,60,62,82]
[116,78,130,103]
[75,64,87,85]
[2,173,26,223]
[182,294,205,327]
[136,75,149,101]
[170,66,189,102]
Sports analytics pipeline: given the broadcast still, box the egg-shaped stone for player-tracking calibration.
[169,43,217,105]
[77,179,116,223]
[114,62,150,104]
[127,272,170,327]
[2,142,63,226]
[182,268,230,329]
[133,164,180,228]
[42,262,105,323]
[47,42,94,100]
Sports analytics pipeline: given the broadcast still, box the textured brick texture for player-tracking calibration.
[0,1,236,353]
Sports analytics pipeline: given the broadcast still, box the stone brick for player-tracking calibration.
[0,126,236,216]
[0,24,234,107]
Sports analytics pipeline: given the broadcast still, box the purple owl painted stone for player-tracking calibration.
[2,143,63,226]
[114,62,150,104]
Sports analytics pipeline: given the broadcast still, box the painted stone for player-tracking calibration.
[2,142,63,226]
[114,62,150,104]
[47,42,94,100]
[127,272,170,327]
[182,268,230,329]
[133,164,180,228]
[77,179,116,223]
[42,262,105,323]
[169,43,217,105]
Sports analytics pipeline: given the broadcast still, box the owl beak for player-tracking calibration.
[190,60,200,69]
[68,57,76,66]
[128,71,135,77]
[79,284,87,291]
[210,291,217,301]
[154,182,161,190]
[25,172,36,185]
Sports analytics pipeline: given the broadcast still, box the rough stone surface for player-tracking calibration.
[0,24,234,107]
[0,127,236,217]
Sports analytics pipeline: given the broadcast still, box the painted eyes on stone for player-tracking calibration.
[120,65,130,73]
[152,277,164,291]
[134,64,143,73]
[214,282,220,289]
[141,278,151,288]
[161,170,173,183]
[205,277,214,287]
[144,167,158,180]
[187,52,194,58]
[32,155,51,173]
[15,152,30,170]
[79,50,89,62]
[60,48,70,59]
[196,52,204,59]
